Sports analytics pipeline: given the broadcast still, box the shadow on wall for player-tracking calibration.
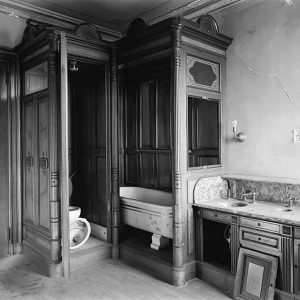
[0,14,26,49]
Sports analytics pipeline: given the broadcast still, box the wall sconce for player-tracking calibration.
[232,120,247,142]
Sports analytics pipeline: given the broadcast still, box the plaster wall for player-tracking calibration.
[0,15,26,49]
[214,0,300,180]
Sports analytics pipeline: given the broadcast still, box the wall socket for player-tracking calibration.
[293,129,300,143]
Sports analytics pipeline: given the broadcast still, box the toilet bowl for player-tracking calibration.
[69,206,91,249]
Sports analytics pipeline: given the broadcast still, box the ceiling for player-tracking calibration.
[0,0,245,35]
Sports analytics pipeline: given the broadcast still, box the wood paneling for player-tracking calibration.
[23,91,51,232]
[140,153,155,187]
[37,97,50,229]
[157,154,172,188]
[71,63,107,226]
[123,75,172,191]
[157,79,171,149]
[24,101,35,223]
[0,60,9,256]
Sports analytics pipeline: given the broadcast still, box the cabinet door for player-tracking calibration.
[23,99,36,223]
[37,96,50,229]
[294,239,300,295]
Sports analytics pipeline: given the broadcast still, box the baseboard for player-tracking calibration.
[70,238,111,273]
[120,243,173,284]
[90,222,107,241]
[23,242,63,278]
[184,260,196,282]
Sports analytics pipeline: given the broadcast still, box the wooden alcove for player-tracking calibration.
[17,20,116,278]
[117,16,232,286]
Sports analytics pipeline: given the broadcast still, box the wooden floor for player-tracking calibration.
[0,254,231,300]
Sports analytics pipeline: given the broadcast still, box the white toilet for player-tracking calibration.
[69,206,91,249]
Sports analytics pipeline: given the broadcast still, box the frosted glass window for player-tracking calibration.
[25,62,48,95]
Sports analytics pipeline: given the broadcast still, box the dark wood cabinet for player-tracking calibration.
[195,207,294,296]
[294,238,300,295]
[19,30,61,276]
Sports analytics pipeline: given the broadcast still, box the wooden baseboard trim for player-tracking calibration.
[120,243,173,284]
[23,242,63,278]
[90,222,107,241]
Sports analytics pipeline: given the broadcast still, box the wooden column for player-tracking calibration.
[111,44,120,259]
[48,34,62,277]
[171,21,185,287]
[60,32,70,278]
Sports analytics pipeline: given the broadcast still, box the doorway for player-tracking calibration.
[68,60,108,234]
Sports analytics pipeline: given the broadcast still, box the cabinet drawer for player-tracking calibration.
[202,209,238,224]
[240,217,280,233]
[240,227,281,255]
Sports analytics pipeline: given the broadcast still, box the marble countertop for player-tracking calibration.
[193,198,300,226]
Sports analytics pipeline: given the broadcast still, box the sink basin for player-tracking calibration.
[231,202,248,207]
[275,207,293,212]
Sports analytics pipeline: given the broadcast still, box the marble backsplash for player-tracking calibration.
[194,176,229,203]
[225,177,300,206]
[194,175,300,206]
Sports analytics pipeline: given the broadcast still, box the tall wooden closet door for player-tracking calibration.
[37,95,50,229]
[23,99,36,224]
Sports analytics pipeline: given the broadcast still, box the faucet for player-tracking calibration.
[241,189,259,203]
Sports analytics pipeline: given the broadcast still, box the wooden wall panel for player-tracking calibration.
[125,153,137,184]
[24,101,35,223]
[0,61,9,256]
[141,81,155,149]
[140,153,155,187]
[77,156,92,219]
[71,63,107,226]
[157,79,171,149]
[123,74,172,191]
[157,154,172,188]
[37,98,50,229]
[125,85,137,149]
[96,157,107,224]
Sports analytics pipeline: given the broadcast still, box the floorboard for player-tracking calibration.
[0,254,231,300]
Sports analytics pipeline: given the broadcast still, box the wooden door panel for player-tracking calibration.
[37,98,50,229]
[140,153,155,187]
[157,79,171,149]
[125,153,137,184]
[0,61,9,256]
[157,154,172,189]
[24,101,35,223]
[125,85,138,149]
[73,65,107,227]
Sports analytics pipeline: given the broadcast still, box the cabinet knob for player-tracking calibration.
[258,222,261,226]
[295,265,298,269]
[258,237,261,241]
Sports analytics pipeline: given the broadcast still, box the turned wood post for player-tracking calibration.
[171,21,185,287]
[111,44,120,259]
[48,34,61,269]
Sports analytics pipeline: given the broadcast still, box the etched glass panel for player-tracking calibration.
[187,56,219,91]
[25,62,48,95]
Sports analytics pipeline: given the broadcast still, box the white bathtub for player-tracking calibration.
[120,187,173,239]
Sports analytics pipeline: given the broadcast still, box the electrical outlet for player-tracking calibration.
[293,129,300,143]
